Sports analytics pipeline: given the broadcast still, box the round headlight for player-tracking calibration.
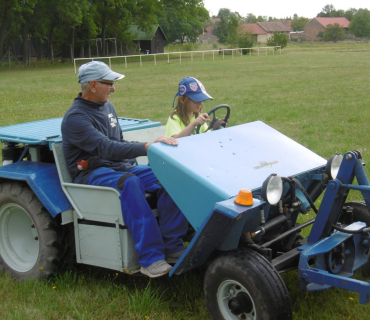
[261,174,283,205]
[325,153,343,180]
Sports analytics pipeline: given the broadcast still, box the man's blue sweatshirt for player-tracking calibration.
[61,94,146,184]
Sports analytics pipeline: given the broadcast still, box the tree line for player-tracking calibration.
[1,1,370,64]
[0,0,209,63]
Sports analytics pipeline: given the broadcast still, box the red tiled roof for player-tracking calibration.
[258,21,291,32]
[315,17,350,28]
[283,20,291,27]
[239,23,267,35]
[210,18,221,24]
[205,26,214,34]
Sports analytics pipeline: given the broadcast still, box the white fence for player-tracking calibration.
[73,46,281,73]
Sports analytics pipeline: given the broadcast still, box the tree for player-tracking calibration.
[349,9,370,37]
[317,4,335,17]
[212,9,239,44]
[266,32,289,49]
[157,1,209,44]
[291,16,309,31]
[344,8,358,21]
[236,27,254,53]
[323,23,346,42]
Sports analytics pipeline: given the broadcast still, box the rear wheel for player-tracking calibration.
[0,182,67,280]
[204,249,292,320]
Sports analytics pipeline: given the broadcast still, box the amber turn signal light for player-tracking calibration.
[234,189,253,206]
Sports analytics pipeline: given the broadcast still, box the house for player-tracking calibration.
[128,25,167,54]
[238,21,291,44]
[238,23,268,44]
[303,17,350,41]
[257,21,291,36]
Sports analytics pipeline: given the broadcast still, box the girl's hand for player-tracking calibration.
[193,113,210,126]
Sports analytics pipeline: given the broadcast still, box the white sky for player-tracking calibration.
[203,0,369,19]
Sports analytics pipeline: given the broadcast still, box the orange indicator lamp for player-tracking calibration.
[234,189,253,206]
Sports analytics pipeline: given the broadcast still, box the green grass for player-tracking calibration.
[1,42,370,319]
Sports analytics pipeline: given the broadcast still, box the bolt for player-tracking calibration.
[345,249,350,255]
[229,288,235,295]
[302,273,308,279]
[341,259,345,264]
[363,239,369,246]
[330,183,335,189]
[346,154,353,160]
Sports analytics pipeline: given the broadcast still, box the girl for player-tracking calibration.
[165,77,212,138]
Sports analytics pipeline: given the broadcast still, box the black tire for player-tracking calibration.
[0,181,68,280]
[339,201,370,275]
[204,249,292,320]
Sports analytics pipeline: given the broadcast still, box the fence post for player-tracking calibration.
[109,57,111,69]
[232,49,234,58]
[125,56,127,68]
[154,54,156,66]
[223,49,224,59]
[140,55,142,67]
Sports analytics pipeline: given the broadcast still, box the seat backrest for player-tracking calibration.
[52,143,73,184]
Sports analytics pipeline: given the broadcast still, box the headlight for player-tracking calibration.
[325,153,343,180]
[261,174,283,205]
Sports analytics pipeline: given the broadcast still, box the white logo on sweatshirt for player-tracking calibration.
[108,114,117,127]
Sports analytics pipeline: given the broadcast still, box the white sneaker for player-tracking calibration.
[140,260,172,278]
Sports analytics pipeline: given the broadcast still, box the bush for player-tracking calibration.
[267,32,289,49]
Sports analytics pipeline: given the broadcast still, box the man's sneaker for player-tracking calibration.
[166,249,185,264]
[140,260,172,278]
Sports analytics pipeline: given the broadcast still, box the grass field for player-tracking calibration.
[1,42,370,319]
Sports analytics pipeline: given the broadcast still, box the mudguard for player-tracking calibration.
[170,197,264,276]
[0,161,72,217]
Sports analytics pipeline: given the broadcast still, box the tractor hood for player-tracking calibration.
[148,121,326,230]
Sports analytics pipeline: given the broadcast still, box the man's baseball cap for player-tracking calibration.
[173,77,213,107]
[78,61,125,83]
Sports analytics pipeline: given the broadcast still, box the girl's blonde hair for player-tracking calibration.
[170,96,202,126]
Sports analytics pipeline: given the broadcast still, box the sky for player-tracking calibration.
[203,0,369,19]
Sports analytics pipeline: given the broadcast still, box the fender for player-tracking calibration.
[170,197,264,276]
[0,161,72,217]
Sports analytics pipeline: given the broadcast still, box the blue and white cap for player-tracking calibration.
[173,77,213,107]
[78,61,125,83]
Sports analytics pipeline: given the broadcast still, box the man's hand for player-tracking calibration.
[154,136,179,146]
[145,136,179,152]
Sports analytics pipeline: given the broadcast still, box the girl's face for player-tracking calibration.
[187,98,203,115]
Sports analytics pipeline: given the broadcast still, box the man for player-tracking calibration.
[61,61,188,278]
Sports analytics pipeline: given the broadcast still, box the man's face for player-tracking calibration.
[94,80,115,103]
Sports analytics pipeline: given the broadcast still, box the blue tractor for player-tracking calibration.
[0,114,369,320]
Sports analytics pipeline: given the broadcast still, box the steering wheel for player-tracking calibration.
[196,104,230,134]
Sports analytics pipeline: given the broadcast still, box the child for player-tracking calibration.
[165,77,213,138]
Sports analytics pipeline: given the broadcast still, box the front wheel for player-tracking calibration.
[0,182,67,280]
[204,249,292,320]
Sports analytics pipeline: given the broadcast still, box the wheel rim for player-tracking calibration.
[217,280,256,320]
[0,203,39,272]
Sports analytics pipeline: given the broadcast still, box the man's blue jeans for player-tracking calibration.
[88,165,188,267]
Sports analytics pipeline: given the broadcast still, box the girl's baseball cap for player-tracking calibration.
[173,77,213,107]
